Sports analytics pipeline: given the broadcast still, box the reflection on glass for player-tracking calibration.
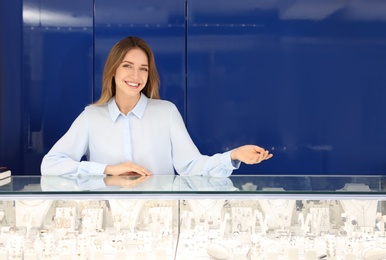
[0,175,381,193]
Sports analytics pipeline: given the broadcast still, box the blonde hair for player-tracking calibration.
[94,36,160,105]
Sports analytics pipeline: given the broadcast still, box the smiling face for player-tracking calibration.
[114,48,149,102]
[97,36,160,106]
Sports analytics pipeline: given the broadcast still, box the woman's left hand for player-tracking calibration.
[230,145,273,164]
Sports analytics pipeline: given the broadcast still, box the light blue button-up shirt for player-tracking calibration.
[41,94,240,177]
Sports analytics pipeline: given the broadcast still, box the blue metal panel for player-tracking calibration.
[0,0,23,173]
[2,0,386,175]
[22,0,93,173]
[187,0,386,174]
[94,0,186,114]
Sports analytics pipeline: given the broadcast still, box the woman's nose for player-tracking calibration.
[130,68,140,79]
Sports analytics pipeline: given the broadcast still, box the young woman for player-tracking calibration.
[41,36,272,177]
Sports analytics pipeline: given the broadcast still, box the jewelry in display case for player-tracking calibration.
[256,210,269,235]
[298,212,312,236]
[54,206,76,237]
[187,199,225,228]
[231,207,253,233]
[325,234,336,258]
[1,174,386,259]
[375,212,386,233]
[14,200,53,236]
[258,199,295,230]
[340,199,379,228]
[8,234,24,260]
[109,199,144,232]
[180,211,194,230]
[80,207,104,233]
[310,207,330,235]
[0,238,6,259]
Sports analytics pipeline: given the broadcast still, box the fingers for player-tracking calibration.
[246,146,273,164]
[258,152,268,163]
[105,162,152,176]
[127,164,152,176]
[254,146,272,159]
[260,150,271,161]
[253,145,265,153]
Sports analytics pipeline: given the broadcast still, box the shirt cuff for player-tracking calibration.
[78,161,107,175]
[222,150,241,169]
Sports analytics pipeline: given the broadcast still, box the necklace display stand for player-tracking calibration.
[339,199,378,228]
[109,199,144,233]
[310,207,330,234]
[256,211,269,235]
[149,206,175,257]
[180,211,194,230]
[259,199,295,229]
[218,213,230,237]
[298,213,312,235]
[0,201,14,227]
[15,200,53,236]
[231,207,253,233]
[337,183,378,227]
[188,199,225,228]
[375,212,386,233]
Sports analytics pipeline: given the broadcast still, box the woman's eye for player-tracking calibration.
[123,64,131,68]
[141,68,148,72]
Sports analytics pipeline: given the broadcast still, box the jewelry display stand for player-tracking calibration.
[80,208,103,233]
[54,207,76,228]
[0,201,14,227]
[107,200,176,259]
[187,199,225,228]
[340,200,378,228]
[14,200,53,236]
[108,199,144,232]
[259,199,296,229]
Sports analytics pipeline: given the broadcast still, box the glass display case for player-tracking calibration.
[0,174,385,259]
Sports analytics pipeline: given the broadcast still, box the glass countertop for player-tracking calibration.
[0,175,385,199]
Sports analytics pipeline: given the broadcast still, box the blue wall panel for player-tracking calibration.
[0,0,23,174]
[22,0,94,173]
[186,0,386,174]
[1,0,386,175]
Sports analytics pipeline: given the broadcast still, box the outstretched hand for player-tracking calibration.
[230,145,273,164]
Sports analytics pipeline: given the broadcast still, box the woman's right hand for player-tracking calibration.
[104,162,152,176]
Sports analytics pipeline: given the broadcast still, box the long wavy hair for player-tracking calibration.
[94,36,160,105]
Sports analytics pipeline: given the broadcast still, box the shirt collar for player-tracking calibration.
[108,93,148,122]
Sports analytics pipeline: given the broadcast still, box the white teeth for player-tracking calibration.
[127,82,139,87]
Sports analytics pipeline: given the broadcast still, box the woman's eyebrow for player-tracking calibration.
[122,60,148,67]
